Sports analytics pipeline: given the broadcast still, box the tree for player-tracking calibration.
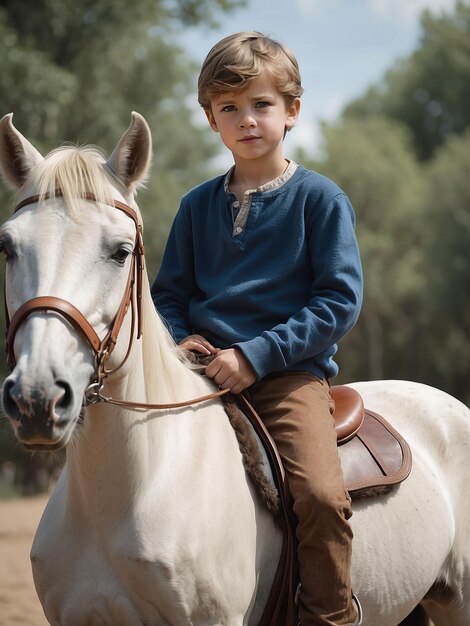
[0,0,244,267]
[419,130,470,403]
[0,0,245,305]
[297,116,426,383]
[344,1,470,161]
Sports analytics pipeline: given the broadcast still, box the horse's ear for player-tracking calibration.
[0,113,44,190]
[106,112,152,191]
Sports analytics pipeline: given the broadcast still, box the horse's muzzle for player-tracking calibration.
[2,374,78,449]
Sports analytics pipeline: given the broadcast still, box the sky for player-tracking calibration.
[178,0,461,161]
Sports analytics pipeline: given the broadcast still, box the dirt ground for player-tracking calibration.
[0,496,49,626]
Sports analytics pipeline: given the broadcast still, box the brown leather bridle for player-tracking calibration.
[4,191,228,410]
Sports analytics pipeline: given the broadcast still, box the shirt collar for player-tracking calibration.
[224,160,298,195]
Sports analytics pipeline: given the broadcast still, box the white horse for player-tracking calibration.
[0,112,469,626]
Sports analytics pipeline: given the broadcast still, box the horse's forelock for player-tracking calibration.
[18,145,123,215]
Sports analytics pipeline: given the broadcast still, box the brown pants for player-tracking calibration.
[247,372,357,626]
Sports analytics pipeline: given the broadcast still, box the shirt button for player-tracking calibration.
[235,226,243,234]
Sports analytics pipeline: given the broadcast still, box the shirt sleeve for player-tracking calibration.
[151,201,195,343]
[233,192,363,379]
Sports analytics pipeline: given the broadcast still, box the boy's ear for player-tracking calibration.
[285,97,301,131]
[205,108,219,133]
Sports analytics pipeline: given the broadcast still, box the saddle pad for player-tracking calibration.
[340,409,412,496]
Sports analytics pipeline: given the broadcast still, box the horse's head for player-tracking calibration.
[0,113,152,449]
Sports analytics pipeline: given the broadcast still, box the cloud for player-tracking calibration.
[368,0,459,23]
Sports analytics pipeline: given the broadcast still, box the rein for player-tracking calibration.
[85,385,230,410]
[5,191,229,411]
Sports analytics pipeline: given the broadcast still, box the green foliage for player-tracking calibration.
[300,116,426,383]
[419,131,470,399]
[0,0,242,263]
[0,0,243,303]
[345,1,470,161]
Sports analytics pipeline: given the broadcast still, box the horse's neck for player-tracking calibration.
[65,340,211,519]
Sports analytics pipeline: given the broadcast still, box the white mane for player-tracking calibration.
[139,270,200,402]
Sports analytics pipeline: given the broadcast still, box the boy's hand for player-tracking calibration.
[205,348,256,395]
[179,334,219,355]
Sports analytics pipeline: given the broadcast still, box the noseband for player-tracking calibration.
[4,191,228,410]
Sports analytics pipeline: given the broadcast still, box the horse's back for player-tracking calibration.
[347,380,470,626]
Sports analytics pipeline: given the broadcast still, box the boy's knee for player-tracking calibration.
[294,485,351,522]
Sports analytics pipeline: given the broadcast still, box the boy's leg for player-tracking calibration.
[248,372,358,626]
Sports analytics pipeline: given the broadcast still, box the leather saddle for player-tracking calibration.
[331,385,412,495]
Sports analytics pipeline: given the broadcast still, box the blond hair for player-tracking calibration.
[198,31,304,110]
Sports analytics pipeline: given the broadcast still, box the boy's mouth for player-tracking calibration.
[239,135,260,143]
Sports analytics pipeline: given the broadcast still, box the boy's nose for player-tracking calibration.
[238,111,256,128]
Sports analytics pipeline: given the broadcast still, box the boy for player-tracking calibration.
[151,32,363,626]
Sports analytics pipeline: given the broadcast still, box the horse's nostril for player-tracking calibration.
[55,380,73,411]
[48,380,75,424]
[2,378,23,421]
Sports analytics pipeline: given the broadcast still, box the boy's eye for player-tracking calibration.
[255,101,270,108]
[221,105,236,112]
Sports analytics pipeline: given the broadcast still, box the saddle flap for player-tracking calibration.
[339,409,413,494]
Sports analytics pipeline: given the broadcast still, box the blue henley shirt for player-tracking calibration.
[151,165,363,381]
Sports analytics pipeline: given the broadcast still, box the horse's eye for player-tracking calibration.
[0,240,14,261]
[111,247,132,265]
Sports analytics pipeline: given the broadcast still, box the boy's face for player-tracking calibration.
[205,74,300,164]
